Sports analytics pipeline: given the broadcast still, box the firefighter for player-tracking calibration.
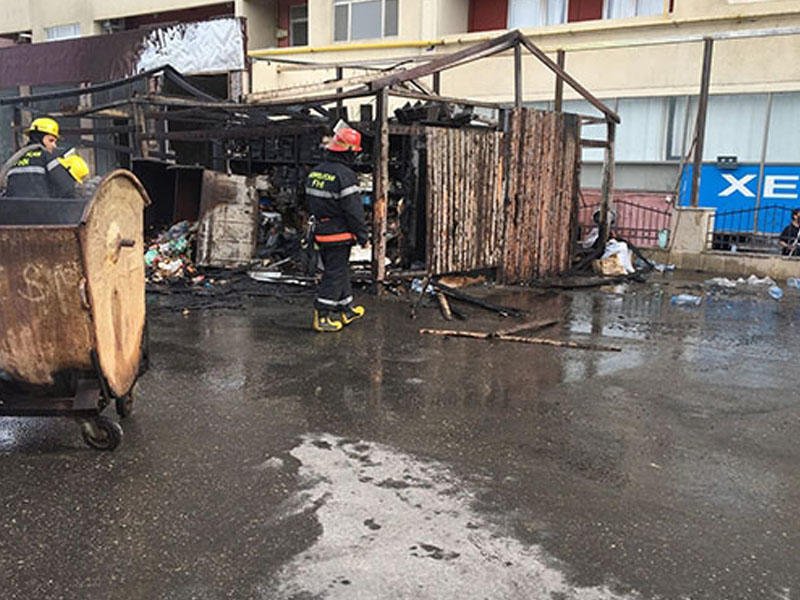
[54,153,90,192]
[4,117,81,198]
[306,127,369,333]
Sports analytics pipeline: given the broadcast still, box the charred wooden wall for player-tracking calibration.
[424,109,580,283]
[502,108,581,283]
[425,127,505,274]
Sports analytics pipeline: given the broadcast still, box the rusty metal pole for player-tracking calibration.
[514,41,523,109]
[372,87,389,286]
[691,37,714,207]
[433,71,441,95]
[554,50,565,112]
[599,120,616,245]
[336,67,344,118]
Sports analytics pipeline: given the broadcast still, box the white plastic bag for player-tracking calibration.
[601,239,636,275]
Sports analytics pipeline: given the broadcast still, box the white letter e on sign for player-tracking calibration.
[763,175,799,200]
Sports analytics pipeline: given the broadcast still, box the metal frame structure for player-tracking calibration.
[1,30,620,284]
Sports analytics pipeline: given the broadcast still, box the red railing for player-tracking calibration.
[578,191,674,248]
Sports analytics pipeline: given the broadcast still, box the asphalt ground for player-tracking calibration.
[1,275,798,599]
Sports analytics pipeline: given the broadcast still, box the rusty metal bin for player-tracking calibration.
[0,170,150,450]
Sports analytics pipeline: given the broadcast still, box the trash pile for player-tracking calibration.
[144,221,202,284]
[668,274,800,307]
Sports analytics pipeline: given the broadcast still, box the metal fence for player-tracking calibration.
[706,205,794,253]
[578,197,673,248]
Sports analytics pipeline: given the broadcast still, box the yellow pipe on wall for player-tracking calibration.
[249,39,447,57]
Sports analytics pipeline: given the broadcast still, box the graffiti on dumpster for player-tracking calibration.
[5,262,83,312]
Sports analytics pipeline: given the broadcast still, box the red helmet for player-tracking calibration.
[325,127,362,152]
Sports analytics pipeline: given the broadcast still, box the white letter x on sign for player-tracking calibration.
[719,174,757,198]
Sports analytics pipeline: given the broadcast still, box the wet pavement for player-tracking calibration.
[1,275,799,599]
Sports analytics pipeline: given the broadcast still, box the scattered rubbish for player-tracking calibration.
[437,274,487,288]
[786,277,800,289]
[145,220,199,283]
[419,328,621,352]
[436,293,453,321]
[598,239,636,275]
[768,286,784,301]
[579,226,599,249]
[651,262,675,273]
[593,254,627,277]
[670,294,702,307]
[410,275,434,320]
[410,278,435,295]
[491,319,560,338]
[350,244,391,265]
[746,274,776,287]
[247,270,315,287]
[432,282,525,318]
[704,277,738,288]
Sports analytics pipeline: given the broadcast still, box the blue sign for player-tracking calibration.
[679,164,800,233]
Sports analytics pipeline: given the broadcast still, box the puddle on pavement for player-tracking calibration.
[484,281,799,387]
[263,434,639,599]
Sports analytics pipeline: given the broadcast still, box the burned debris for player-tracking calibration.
[1,30,622,319]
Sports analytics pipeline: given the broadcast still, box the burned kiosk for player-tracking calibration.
[1,31,619,287]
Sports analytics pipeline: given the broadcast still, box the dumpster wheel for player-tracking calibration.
[80,416,123,451]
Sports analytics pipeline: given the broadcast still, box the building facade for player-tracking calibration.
[2,1,799,199]
[249,0,800,196]
[0,1,276,49]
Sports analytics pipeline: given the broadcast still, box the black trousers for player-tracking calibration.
[315,244,353,312]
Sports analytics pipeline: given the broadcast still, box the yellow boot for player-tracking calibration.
[341,304,365,325]
[313,309,343,332]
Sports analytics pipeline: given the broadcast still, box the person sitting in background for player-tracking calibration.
[779,209,800,256]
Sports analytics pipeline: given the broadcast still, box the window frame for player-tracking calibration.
[289,4,308,47]
[44,22,81,41]
[602,0,667,20]
[507,0,569,29]
[333,0,398,42]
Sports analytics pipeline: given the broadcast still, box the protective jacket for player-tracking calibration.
[5,145,51,198]
[305,158,368,246]
[5,146,76,199]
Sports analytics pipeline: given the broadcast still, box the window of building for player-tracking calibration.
[507,0,567,28]
[290,5,308,46]
[766,93,800,163]
[603,0,664,19]
[334,0,398,41]
[44,23,81,41]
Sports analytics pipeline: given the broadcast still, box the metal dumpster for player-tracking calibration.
[0,170,150,450]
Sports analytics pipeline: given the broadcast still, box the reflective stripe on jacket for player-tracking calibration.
[5,146,51,198]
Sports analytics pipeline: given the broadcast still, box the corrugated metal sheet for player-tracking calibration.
[196,171,258,268]
[502,108,581,283]
[425,127,505,274]
[136,18,246,74]
[0,17,245,88]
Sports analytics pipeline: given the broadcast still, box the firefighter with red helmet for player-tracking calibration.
[306,126,369,332]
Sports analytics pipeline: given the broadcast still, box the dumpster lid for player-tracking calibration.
[0,197,89,226]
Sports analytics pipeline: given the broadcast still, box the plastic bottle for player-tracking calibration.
[768,286,784,301]
[786,277,800,289]
[670,294,702,307]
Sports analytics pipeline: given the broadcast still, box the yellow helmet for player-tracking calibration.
[27,117,60,139]
[58,154,90,183]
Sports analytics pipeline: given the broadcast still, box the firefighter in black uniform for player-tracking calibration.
[4,117,79,198]
[306,127,369,332]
